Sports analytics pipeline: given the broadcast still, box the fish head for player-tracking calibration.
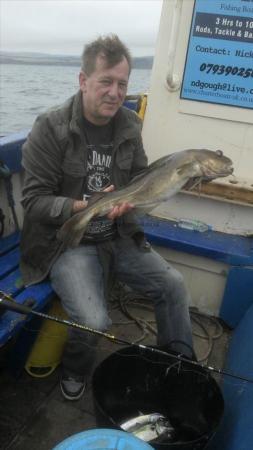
[192,149,233,180]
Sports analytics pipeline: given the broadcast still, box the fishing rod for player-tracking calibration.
[0,290,252,384]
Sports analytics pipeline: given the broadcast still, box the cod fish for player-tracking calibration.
[120,412,175,442]
[57,149,233,247]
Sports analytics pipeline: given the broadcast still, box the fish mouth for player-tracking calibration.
[204,165,233,178]
[220,166,234,176]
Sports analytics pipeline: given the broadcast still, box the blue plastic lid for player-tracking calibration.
[53,428,155,450]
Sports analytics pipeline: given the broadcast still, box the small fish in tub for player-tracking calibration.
[120,412,176,443]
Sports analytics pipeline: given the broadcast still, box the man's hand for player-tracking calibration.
[104,184,134,220]
[72,185,134,218]
[72,199,88,214]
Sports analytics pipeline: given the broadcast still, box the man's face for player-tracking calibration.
[79,55,129,125]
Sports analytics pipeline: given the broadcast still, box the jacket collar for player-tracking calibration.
[113,107,141,144]
[69,90,84,135]
[69,90,141,145]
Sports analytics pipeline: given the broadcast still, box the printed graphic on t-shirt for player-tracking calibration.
[87,144,112,192]
[83,143,116,241]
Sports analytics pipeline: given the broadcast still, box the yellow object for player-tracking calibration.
[25,298,68,378]
[137,94,148,120]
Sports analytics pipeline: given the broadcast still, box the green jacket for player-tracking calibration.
[20,91,148,286]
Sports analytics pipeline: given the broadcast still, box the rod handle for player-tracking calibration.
[0,297,32,315]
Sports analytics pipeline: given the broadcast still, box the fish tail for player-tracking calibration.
[57,211,93,248]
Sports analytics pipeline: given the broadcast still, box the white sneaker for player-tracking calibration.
[60,374,86,401]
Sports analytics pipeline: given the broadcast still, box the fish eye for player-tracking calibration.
[216,150,223,157]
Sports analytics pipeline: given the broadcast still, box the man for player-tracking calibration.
[20,35,194,401]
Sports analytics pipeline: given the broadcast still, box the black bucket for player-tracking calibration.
[92,346,224,450]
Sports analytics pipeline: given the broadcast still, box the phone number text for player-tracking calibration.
[200,63,253,77]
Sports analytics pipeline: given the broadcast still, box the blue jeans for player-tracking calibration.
[50,236,193,376]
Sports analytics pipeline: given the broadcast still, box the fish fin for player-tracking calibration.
[128,170,147,184]
[184,176,203,191]
[57,211,93,248]
[147,153,174,171]
[128,154,174,186]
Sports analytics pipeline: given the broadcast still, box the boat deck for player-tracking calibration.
[0,291,231,450]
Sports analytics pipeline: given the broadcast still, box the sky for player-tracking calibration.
[1,0,163,57]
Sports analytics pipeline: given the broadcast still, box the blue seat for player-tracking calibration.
[0,232,55,374]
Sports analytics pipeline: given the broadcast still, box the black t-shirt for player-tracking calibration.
[81,117,117,242]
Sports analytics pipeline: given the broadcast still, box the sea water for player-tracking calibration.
[0,63,152,136]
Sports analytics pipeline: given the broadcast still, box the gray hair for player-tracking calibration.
[81,34,132,75]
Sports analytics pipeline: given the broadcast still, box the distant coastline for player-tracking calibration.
[0,51,154,69]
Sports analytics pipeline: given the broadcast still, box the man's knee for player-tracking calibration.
[168,266,185,286]
[83,311,112,332]
[149,264,189,305]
